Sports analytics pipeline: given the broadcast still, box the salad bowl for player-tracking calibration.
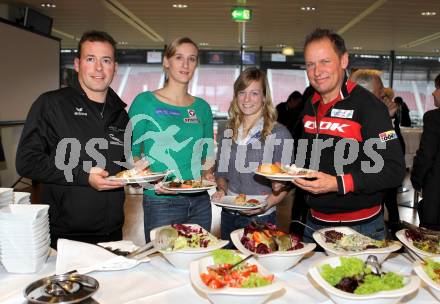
[395,228,439,259]
[313,226,401,263]
[190,253,284,304]
[413,256,440,301]
[230,228,315,272]
[150,224,228,269]
[309,255,420,304]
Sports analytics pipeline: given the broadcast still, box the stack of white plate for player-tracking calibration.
[12,192,31,204]
[0,188,13,207]
[0,204,50,273]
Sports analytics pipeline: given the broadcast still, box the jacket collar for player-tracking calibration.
[311,75,357,105]
[71,74,127,112]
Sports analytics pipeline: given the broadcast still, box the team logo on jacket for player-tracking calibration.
[109,133,123,146]
[74,107,87,116]
[303,115,363,142]
[184,109,199,123]
[379,130,398,142]
[331,109,354,119]
[304,120,350,132]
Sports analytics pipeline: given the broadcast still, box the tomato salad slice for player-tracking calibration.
[200,263,274,289]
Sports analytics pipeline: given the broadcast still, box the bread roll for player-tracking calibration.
[258,163,282,174]
[234,194,246,204]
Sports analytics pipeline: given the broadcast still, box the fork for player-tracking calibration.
[127,226,178,259]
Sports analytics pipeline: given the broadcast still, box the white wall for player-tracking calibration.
[0,126,23,187]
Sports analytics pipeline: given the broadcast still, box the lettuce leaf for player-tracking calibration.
[212,249,242,265]
[320,257,367,286]
[241,273,272,288]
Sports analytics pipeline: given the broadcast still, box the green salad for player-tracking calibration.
[423,259,440,284]
[320,257,404,295]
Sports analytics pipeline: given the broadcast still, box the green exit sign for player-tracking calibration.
[231,7,252,22]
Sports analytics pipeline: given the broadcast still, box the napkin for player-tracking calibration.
[55,239,150,275]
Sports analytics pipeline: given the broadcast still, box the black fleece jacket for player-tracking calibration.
[16,79,129,238]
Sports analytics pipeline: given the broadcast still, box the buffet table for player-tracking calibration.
[0,252,437,304]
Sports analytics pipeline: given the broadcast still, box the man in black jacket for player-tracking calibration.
[16,31,129,248]
[411,73,440,229]
[289,29,405,241]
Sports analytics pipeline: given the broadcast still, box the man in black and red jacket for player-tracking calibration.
[291,29,405,241]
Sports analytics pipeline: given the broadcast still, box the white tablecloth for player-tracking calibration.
[0,252,437,304]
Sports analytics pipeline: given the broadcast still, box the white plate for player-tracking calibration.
[231,228,316,272]
[0,188,13,196]
[190,254,284,304]
[107,171,168,184]
[413,256,440,301]
[150,224,229,269]
[254,171,310,181]
[309,255,420,304]
[212,195,267,210]
[395,229,440,259]
[313,226,402,264]
[162,181,216,193]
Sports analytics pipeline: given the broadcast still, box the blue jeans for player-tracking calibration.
[221,210,277,249]
[142,192,212,242]
[303,211,386,243]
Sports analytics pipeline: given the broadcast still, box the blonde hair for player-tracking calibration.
[227,67,277,141]
[163,37,199,84]
[349,69,382,92]
[383,87,394,100]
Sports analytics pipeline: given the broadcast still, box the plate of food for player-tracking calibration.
[150,224,229,269]
[231,221,316,272]
[190,249,284,304]
[107,168,168,184]
[396,225,440,259]
[212,194,267,210]
[255,163,316,181]
[313,226,401,263]
[162,179,216,193]
[309,256,420,304]
[413,256,440,301]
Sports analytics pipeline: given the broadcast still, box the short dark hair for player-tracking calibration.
[435,73,440,88]
[394,96,404,105]
[304,28,347,57]
[287,90,302,101]
[77,30,117,60]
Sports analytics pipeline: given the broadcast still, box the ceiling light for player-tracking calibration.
[435,49,440,53]
[199,42,209,46]
[301,6,316,11]
[282,46,294,56]
[401,31,440,48]
[172,4,188,8]
[103,0,163,42]
[353,46,363,50]
[277,44,287,48]
[41,3,56,8]
[421,11,436,16]
[118,41,128,45]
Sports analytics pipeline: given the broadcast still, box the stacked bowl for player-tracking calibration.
[0,188,13,207]
[0,204,50,273]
